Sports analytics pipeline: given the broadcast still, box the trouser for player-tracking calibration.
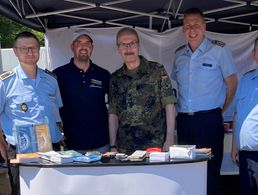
[177,108,224,195]
[239,151,258,195]
[0,166,11,195]
[7,146,19,195]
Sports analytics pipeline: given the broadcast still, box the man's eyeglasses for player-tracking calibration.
[16,47,39,54]
[118,41,139,50]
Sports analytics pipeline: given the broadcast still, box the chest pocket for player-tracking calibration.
[9,94,40,116]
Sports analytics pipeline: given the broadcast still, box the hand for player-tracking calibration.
[110,148,118,153]
[231,146,239,166]
[0,135,8,163]
[163,138,174,152]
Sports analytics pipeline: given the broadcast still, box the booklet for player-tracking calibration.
[14,124,37,153]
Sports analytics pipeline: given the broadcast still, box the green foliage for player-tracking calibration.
[0,16,44,48]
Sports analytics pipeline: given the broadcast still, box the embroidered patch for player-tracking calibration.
[0,71,14,80]
[91,79,102,86]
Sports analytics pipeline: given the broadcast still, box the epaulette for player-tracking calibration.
[211,40,225,47]
[0,71,14,80]
[175,44,186,53]
[243,69,256,76]
[44,69,57,79]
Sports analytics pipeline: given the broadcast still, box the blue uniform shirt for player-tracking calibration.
[172,37,237,112]
[235,68,258,150]
[0,65,63,145]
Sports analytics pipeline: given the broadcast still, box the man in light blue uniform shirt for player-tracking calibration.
[171,8,238,195]
[232,36,258,195]
[0,32,63,195]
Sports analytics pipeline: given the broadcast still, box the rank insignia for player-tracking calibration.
[21,103,28,112]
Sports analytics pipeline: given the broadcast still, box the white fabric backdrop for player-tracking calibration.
[45,27,258,120]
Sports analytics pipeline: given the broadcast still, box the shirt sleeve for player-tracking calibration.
[54,79,63,108]
[159,65,177,106]
[0,81,6,114]
[108,75,118,114]
[219,45,237,78]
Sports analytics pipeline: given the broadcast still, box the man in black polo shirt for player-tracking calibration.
[53,31,110,152]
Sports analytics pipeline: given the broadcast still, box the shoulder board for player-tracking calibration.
[211,40,225,47]
[0,71,14,80]
[44,69,57,79]
[243,69,255,76]
[175,45,186,53]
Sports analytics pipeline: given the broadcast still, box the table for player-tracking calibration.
[19,157,208,195]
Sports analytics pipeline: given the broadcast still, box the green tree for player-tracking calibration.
[0,16,44,48]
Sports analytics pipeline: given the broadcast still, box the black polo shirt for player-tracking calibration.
[53,58,110,150]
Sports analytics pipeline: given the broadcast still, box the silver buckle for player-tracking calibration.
[187,112,194,116]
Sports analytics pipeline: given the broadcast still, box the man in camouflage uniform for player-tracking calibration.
[109,27,176,154]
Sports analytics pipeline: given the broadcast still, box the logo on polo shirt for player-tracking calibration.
[90,79,102,88]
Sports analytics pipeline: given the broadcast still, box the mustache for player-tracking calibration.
[124,52,134,55]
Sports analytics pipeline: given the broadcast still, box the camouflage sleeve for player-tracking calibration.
[159,65,177,106]
[108,75,119,114]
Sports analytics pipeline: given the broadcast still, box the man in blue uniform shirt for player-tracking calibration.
[0,32,63,195]
[232,37,258,195]
[171,8,238,195]
[53,31,110,152]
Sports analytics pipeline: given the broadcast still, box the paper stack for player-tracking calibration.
[11,153,40,163]
[169,145,196,160]
[195,148,212,157]
[38,151,73,164]
[149,152,170,162]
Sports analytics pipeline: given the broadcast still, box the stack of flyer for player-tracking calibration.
[169,145,196,160]
[195,148,212,157]
[38,151,74,164]
[149,152,170,162]
[11,153,40,163]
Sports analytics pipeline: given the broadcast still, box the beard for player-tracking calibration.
[77,53,90,62]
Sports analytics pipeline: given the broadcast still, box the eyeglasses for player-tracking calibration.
[16,47,39,54]
[118,41,139,50]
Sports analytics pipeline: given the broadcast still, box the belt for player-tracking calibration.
[178,107,221,116]
[240,150,258,154]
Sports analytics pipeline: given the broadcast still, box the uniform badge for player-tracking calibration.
[21,103,28,112]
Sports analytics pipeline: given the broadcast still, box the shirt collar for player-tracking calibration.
[16,64,41,80]
[117,55,150,77]
[186,36,207,54]
[251,68,258,80]
[71,58,94,72]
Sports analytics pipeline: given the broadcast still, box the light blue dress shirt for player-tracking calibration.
[172,37,237,112]
[235,68,258,150]
[0,65,63,145]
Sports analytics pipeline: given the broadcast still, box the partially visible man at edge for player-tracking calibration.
[53,31,110,153]
[109,27,177,154]
[231,36,258,195]
[171,8,238,195]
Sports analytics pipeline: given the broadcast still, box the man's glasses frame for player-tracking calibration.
[117,41,139,50]
[16,47,39,54]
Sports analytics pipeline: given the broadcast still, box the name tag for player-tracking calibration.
[90,79,102,88]
[202,63,212,67]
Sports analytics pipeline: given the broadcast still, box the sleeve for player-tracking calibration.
[0,81,6,114]
[108,75,118,114]
[159,65,177,106]
[54,79,63,108]
[219,45,237,78]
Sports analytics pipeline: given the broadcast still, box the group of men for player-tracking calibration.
[0,7,257,195]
